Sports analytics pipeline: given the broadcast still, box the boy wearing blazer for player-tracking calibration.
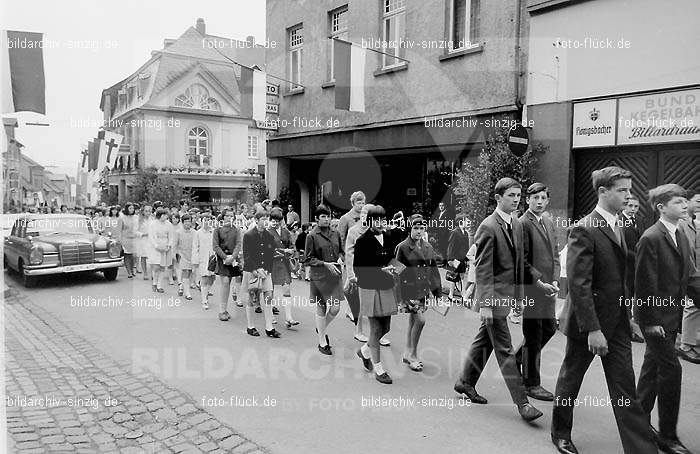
[635,184,693,454]
[515,183,560,402]
[454,178,543,423]
[551,167,657,454]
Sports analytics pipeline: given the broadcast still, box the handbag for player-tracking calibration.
[207,254,217,272]
[445,262,461,283]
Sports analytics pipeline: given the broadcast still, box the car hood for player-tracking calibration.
[33,233,106,247]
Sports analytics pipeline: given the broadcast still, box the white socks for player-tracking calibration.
[374,362,385,375]
[245,305,255,329]
[360,344,371,359]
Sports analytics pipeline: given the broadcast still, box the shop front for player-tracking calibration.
[268,109,520,221]
[571,86,700,222]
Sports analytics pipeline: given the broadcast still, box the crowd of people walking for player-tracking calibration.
[36,164,700,454]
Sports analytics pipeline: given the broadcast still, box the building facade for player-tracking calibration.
[525,0,700,223]
[100,19,269,207]
[266,0,530,221]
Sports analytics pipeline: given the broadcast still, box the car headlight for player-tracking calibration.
[108,241,122,259]
[29,246,43,265]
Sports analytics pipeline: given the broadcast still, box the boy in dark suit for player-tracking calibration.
[635,184,693,454]
[551,166,657,454]
[454,178,543,422]
[515,183,560,401]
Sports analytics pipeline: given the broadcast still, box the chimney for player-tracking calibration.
[196,18,206,35]
[246,35,255,46]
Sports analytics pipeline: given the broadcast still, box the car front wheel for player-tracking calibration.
[103,268,118,281]
[19,259,36,288]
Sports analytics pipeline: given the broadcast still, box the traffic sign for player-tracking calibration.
[507,124,529,157]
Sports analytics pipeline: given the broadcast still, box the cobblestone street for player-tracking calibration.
[4,289,269,454]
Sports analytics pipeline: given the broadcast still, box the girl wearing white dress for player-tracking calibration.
[118,202,139,278]
[148,208,175,292]
[135,205,153,280]
[192,212,215,309]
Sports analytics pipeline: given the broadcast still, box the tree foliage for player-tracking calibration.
[130,166,195,206]
[454,123,546,226]
[246,181,269,205]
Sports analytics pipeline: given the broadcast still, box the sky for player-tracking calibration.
[1,0,266,175]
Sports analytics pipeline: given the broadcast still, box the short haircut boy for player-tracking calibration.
[591,166,632,192]
[648,184,686,212]
[494,177,521,196]
[314,204,331,218]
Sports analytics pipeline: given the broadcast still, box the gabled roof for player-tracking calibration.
[101,20,265,114]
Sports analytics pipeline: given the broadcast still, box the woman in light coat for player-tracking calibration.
[118,202,139,278]
[148,207,175,293]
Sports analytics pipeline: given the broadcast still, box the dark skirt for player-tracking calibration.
[359,287,398,318]
[271,258,291,285]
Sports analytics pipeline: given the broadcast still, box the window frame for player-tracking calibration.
[288,25,304,90]
[247,135,259,159]
[187,126,210,165]
[447,0,479,53]
[381,0,406,69]
[328,6,349,82]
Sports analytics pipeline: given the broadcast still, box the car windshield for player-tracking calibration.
[23,217,94,236]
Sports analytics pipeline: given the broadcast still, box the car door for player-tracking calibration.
[4,219,21,270]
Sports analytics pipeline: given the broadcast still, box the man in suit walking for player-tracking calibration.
[678,188,700,364]
[515,183,560,401]
[446,214,471,302]
[635,184,693,454]
[454,177,543,422]
[551,166,657,454]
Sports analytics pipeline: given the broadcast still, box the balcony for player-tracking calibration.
[187,154,210,166]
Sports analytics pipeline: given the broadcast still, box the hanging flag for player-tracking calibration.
[240,66,267,121]
[334,39,366,112]
[87,140,99,172]
[137,73,150,98]
[98,130,123,169]
[1,30,46,114]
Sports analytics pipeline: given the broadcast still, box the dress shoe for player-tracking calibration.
[526,385,554,401]
[318,344,332,355]
[379,336,391,347]
[354,333,369,342]
[272,306,279,315]
[255,306,262,314]
[517,403,543,422]
[246,327,260,337]
[551,436,579,454]
[656,434,693,454]
[453,383,487,404]
[265,329,281,338]
[218,311,230,321]
[375,372,393,384]
[357,349,373,372]
[677,347,700,364]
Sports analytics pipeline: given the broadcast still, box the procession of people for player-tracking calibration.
[20,165,700,454]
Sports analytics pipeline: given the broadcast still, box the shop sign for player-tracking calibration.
[617,88,700,145]
[572,99,617,148]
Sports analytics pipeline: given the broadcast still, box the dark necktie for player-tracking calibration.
[675,229,682,251]
[539,218,547,235]
[506,222,514,243]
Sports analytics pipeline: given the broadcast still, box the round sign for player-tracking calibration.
[507,124,529,157]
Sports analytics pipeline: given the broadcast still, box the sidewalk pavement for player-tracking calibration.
[4,289,270,454]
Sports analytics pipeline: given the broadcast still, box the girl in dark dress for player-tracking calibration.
[395,214,442,372]
[353,205,398,384]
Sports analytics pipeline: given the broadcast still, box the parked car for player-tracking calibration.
[3,214,123,287]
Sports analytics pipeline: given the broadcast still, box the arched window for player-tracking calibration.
[175,83,221,111]
[187,127,209,165]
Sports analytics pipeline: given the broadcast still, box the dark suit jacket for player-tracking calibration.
[473,211,525,317]
[446,228,470,271]
[354,230,395,290]
[559,210,631,339]
[621,213,642,288]
[395,237,442,300]
[634,221,691,332]
[680,218,700,308]
[520,210,560,318]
